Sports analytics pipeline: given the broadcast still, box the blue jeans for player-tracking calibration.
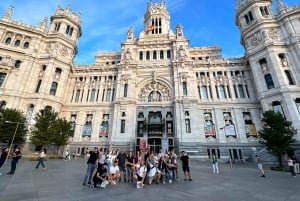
[10,159,19,173]
[36,157,45,168]
[83,163,96,184]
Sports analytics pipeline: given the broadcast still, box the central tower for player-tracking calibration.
[144,1,171,35]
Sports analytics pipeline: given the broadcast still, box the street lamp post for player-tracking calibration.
[4,121,21,164]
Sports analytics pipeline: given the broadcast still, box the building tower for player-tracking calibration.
[235,0,300,140]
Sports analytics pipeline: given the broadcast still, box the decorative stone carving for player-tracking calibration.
[138,81,171,102]
[3,5,13,21]
[176,24,183,38]
[127,27,134,41]
[177,45,186,62]
[250,32,262,47]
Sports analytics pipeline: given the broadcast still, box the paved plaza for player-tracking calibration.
[0,158,299,201]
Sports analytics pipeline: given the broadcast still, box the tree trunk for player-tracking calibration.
[278,154,283,167]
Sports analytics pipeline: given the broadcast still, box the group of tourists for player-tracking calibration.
[82,147,193,188]
[0,146,21,175]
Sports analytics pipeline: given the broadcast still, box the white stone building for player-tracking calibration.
[0,1,300,160]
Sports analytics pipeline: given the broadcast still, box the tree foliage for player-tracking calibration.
[259,110,297,167]
[0,108,27,145]
[30,108,73,154]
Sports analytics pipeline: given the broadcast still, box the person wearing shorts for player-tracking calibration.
[180,151,192,181]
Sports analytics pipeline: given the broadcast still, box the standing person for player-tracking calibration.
[170,149,179,180]
[180,151,192,181]
[287,156,296,177]
[291,155,299,174]
[0,147,9,175]
[117,148,127,182]
[64,149,70,161]
[256,155,265,177]
[82,147,99,186]
[212,154,219,174]
[126,151,135,182]
[35,148,47,170]
[7,147,21,175]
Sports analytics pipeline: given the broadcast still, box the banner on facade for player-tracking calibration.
[204,122,216,137]
[162,139,169,153]
[224,124,236,136]
[139,139,147,152]
[82,124,92,136]
[99,122,109,137]
[245,124,257,137]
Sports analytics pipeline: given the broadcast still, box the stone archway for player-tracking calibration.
[138,80,171,102]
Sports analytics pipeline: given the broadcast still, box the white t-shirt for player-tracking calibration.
[137,165,147,177]
[99,154,106,164]
[110,165,120,174]
[148,164,161,177]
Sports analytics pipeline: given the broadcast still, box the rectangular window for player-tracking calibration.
[238,85,245,98]
[35,80,42,93]
[183,82,187,96]
[112,88,115,101]
[121,120,125,133]
[146,51,150,60]
[185,119,191,133]
[124,84,128,97]
[160,50,164,59]
[0,73,7,87]
[284,70,295,85]
[90,89,96,102]
[49,82,58,96]
[233,85,238,98]
[106,89,111,102]
[245,85,250,98]
[201,86,208,99]
[219,85,226,99]
[139,52,143,60]
[167,50,171,59]
[75,90,80,102]
[197,86,201,99]
[265,74,275,89]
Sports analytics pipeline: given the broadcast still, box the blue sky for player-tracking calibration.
[0,0,298,64]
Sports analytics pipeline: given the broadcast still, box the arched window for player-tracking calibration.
[14,40,20,46]
[146,51,150,60]
[5,37,11,44]
[15,60,22,68]
[49,82,58,96]
[23,42,29,49]
[160,50,164,59]
[153,51,157,60]
[148,91,162,102]
[55,68,62,79]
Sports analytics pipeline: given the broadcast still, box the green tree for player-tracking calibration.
[31,108,73,156]
[0,108,27,145]
[30,108,58,148]
[50,118,73,155]
[259,110,297,167]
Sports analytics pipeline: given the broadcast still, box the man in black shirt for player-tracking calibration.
[117,148,127,182]
[83,147,99,186]
[180,151,192,181]
[93,163,108,188]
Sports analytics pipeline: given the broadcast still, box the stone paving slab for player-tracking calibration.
[0,158,299,201]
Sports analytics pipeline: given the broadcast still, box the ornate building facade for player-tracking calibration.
[0,1,300,160]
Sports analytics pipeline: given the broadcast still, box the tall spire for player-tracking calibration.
[276,0,288,14]
[2,5,13,21]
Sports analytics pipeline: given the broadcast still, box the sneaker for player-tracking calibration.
[88,182,91,185]
[127,180,130,182]
[261,175,265,177]
[43,167,47,170]
[189,179,192,181]
[82,183,86,186]
[113,181,116,185]
[0,173,2,176]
